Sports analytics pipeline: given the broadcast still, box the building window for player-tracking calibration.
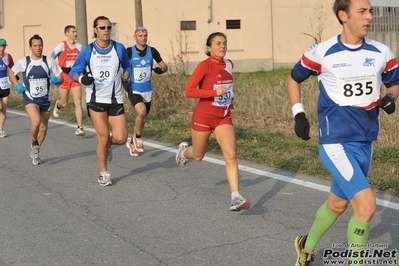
[370,6,399,32]
[226,20,240,30]
[226,20,242,50]
[181,21,196,31]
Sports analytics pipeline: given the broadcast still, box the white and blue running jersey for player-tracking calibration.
[291,35,399,144]
[70,40,131,104]
[0,53,12,89]
[11,55,61,99]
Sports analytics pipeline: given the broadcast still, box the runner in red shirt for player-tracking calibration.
[51,25,85,136]
[175,32,250,211]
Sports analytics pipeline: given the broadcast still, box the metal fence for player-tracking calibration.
[370,6,399,32]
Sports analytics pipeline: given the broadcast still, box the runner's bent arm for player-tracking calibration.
[185,62,217,98]
[70,45,91,82]
[151,47,168,72]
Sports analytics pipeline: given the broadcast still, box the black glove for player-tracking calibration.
[294,113,310,140]
[153,67,165,74]
[61,67,71,74]
[379,94,395,114]
[122,79,131,93]
[80,73,95,85]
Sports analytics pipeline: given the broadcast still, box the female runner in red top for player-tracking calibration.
[175,32,250,211]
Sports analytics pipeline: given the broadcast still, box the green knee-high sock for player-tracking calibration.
[348,216,370,264]
[304,201,339,252]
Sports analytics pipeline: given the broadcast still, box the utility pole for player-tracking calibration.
[75,0,88,46]
[135,0,143,27]
[75,0,88,108]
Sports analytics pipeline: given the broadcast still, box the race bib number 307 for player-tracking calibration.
[337,73,378,106]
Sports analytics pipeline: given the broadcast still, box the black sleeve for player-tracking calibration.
[127,47,132,60]
[151,47,163,63]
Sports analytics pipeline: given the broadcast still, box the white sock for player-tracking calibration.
[231,191,239,199]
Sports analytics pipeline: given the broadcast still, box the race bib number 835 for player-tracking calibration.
[337,73,378,106]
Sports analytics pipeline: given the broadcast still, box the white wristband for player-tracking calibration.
[292,103,305,117]
[78,76,83,84]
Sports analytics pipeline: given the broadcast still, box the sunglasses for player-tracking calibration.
[96,25,112,30]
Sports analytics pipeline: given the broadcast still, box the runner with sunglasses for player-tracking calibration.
[70,16,131,186]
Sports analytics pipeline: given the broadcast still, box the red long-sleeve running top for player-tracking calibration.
[185,55,234,117]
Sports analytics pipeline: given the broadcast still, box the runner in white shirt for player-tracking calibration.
[9,35,63,165]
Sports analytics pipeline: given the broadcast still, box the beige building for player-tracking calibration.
[0,0,397,72]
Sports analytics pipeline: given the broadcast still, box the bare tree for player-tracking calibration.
[303,0,330,44]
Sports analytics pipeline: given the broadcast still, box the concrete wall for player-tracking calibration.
[368,32,399,58]
[0,0,396,73]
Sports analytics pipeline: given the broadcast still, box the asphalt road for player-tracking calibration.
[0,110,398,266]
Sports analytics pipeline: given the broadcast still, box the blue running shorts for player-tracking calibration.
[319,142,372,201]
[23,94,51,112]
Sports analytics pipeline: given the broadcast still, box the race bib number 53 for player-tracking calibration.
[337,73,378,106]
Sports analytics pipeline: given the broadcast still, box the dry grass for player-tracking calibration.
[150,71,399,149]
[149,70,399,195]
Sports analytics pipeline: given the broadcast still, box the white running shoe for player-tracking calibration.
[0,130,6,138]
[75,126,86,136]
[53,100,60,118]
[98,171,112,186]
[229,194,250,211]
[30,144,41,165]
[175,142,188,167]
[133,137,144,152]
[126,139,139,156]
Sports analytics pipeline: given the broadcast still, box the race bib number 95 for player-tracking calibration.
[29,78,48,98]
[338,73,378,106]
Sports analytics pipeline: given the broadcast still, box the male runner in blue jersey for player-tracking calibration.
[288,0,399,265]
[124,27,168,156]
